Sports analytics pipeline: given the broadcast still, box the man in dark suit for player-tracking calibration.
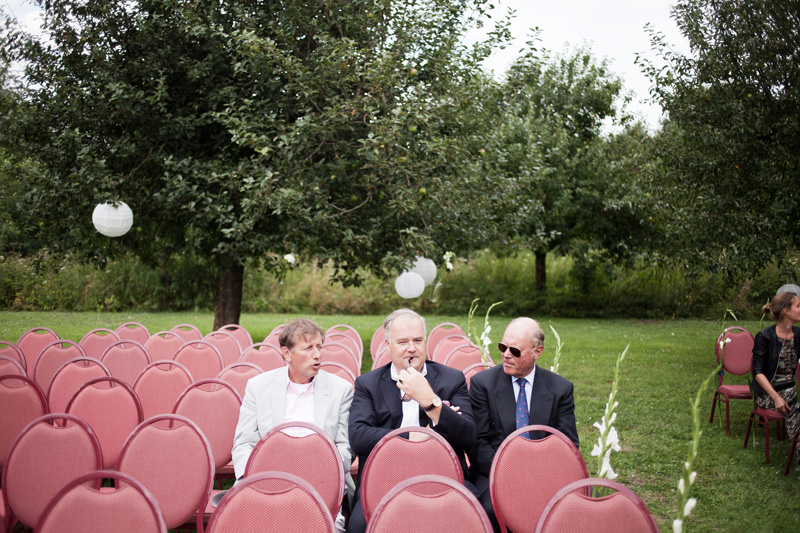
[347,308,477,533]
[469,317,579,529]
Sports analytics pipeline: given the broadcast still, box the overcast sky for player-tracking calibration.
[3,0,690,129]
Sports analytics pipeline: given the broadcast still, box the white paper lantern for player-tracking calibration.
[410,256,437,286]
[395,272,425,299]
[92,202,134,237]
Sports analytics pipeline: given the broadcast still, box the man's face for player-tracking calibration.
[283,332,323,384]
[499,320,543,378]
[387,314,427,373]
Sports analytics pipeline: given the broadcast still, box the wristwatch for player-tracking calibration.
[423,395,442,412]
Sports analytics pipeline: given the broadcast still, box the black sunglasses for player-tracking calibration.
[497,342,522,358]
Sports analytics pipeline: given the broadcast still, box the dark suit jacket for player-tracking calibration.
[468,364,579,481]
[349,360,476,482]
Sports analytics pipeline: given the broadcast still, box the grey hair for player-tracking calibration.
[279,318,325,351]
[509,317,545,348]
[383,308,427,342]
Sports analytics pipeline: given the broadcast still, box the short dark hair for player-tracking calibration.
[279,319,325,351]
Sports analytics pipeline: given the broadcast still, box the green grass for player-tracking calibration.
[2,311,800,531]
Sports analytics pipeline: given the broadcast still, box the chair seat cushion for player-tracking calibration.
[717,385,752,399]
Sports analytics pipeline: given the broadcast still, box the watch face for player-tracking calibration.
[433,396,442,407]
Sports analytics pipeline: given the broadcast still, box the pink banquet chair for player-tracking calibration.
[100,339,152,386]
[172,340,224,381]
[371,345,391,370]
[319,361,356,388]
[320,342,360,377]
[133,361,194,421]
[0,375,48,474]
[46,357,110,414]
[709,326,754,436]
[427,322,466,357]
[463,361,494,389]
[78,328,121,360]
[216,362,263,399]
[170,323,203,342]
[66,376,144,469]
[369,325,385,359]
[239,342,285,371]
[0,341,26,375]
[325,333,363,365]
[203,330,243,368]
[216,324,253,353]
[115,321,151,345]
[325,324,364,359]
[35,470,167,533]
[2,413,102,531]
[262,330,282,350]
[16,327,58,378]
[32,339,87,393]
[0,356,25,377]
[207,472,335,533]
[144,331,185,362]
[431,334,473,362]
[441,343,485,372]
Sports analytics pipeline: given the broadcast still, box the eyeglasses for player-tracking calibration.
[497,342,522,358]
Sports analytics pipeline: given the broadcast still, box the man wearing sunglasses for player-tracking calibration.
[468,317,578,530]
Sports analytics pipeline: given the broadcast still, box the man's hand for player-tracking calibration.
[396,366,435,405]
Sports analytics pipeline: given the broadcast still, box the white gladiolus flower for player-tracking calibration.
[673,519,683,533]
[678,478,685,494]
[689,471,697,483]
[599,454,618,480]
[683,498,697,517]
[607,427,621,452]
[443,251,454,271]
[284,253,296,264]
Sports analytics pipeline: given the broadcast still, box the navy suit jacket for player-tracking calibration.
[469,364,579,480]
[349,360,476,482]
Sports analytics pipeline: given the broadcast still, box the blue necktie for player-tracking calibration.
[515,377,529,437]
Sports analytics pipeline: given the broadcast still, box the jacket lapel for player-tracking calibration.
[313,372,332,430]
[380,366,403,427]
[493,369,517,436]
[529,368,553,425]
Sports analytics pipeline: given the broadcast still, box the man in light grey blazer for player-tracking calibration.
[231,318,355,527]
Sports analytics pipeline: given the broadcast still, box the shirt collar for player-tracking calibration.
[512,364,536,386]
[390,362,428,381]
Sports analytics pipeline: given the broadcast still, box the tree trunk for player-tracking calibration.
[214,263,244,330]
[535,251,547,293]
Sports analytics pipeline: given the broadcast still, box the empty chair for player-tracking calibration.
[204,330,243,368]
[262,330,281,349]
[709,327,754,435]
[0,341,26,375]
[3,413,102,530]
[100,339,152,386]
[32,340,87,393]
[217,324,253,352]
[369,325,385,359]
[490,425,589,532]
[326,333,363,365]
[360,426,464,525]
[46,357,110,414]
[16,327,58,377]
[170,323,203,342]
[116,321,151,344]
[35,470,167,533]
[325,324,364,359]
[239,343,285,371]
[320,342,360,377]
[144,331,185,362]
[366,475,493,533]
[0,355,25,377]
[0,376,48,473]
[535,478,659,533]
[206,471,335,533]
[79,328,121,359]
[463,362,494,388]
[319,361,356,388]
[442,343,485,372]
[216,362,263,399]
[172,340,224,381]
[66,377,144,469]
[431,334,473,362]
[371,345,391,370]
[133,361,194,420]
[427,322,466,356]
[117,414,213,531]
[244,421,345,519]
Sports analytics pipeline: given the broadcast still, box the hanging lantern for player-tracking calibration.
[395,272,425,299]
[92,202,134,237]
[409,256,437,286]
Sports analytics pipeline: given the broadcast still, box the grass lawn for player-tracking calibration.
[2,311,799,531]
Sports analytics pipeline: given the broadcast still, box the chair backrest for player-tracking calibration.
[427,322,466,357]
[431,334,473,362]
[715,327,754,376]
[262,330,282,349]
[100,339,152,385]
[203,330,243,368]
[217,324,253,352]
[172,379,242,470]
[366,475,493,533]
[463,362,494,388]
[239,342,286,371]
[490,425,589,533]
[117,414,214,530]
[47,357,111,413]
[319,361,356,388]
[144,331,185,362]
[320,342,360,376]
[36,470,168,533]
[371,345,391,370]
[0,375,48,471]
[116,321,151,344]
[360,426,464,524]
[325,333,363,364]
[535,478,659,533]
[79,328,121,359]
[0,355,26,376]
[133,361,194,420]
[66,377,144,469]
[0,341,26,374]
[206,471,336,533]
[16,327,59,376]
[32,340,87,393]
[325,324,363,358]
[170,323,203,342]
[369,325,385,359]
[2,413,102,529]
[244,421,345,518]
[441,343,485,372]
[172,340,224,381]
[216,362,263,398]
